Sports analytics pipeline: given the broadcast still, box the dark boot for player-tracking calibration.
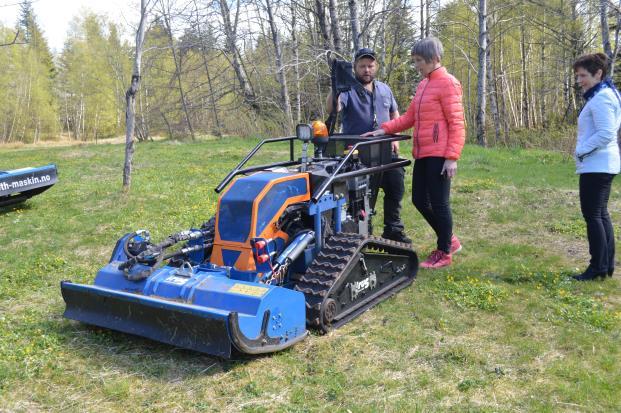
[572,267,607,281]
[382,228,412,244]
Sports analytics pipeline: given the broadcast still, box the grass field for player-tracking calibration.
[0,137,620,412]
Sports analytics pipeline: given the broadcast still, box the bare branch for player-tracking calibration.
[0,29,25,47]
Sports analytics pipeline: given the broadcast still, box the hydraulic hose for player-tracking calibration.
[120,228,214,281]
[265,231,315,284]
[275,231,315,267]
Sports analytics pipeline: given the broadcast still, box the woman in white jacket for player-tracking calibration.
[573,53,621,281]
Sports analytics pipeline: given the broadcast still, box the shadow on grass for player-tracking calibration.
[0,201,34,214]
[56,320,286,378]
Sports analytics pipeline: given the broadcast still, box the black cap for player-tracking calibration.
[354,48,376,61]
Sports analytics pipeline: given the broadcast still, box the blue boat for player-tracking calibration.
[0,164,58,207]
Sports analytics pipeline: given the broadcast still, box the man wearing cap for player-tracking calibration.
[326,48,410,244]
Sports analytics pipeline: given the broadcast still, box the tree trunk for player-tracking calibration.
[384,0,406,82]
[161,5,195,140]
[496,22,508,143]
[315,0,333,52]
[219,0,257,109]
[600,0,613,64]
[561,10,571,120]
[612,8,621,78]
[425,0,430,37]
[316,65,325,119]
[349,0,361,51]
[139,82,151,141]
[540,11,547,129]
[379,0,387,77]
[420,0,424,40]
[475,0,487,146]
[123,0,150,189]
[160,109,174,139]
[64,95,71,139]
[265,0,293,133]
[193,0,222,137]
[328,0,342,53]
[563,0,581,121]
[466,58,472,130]
[291,2,301,123]
[498,29,509,143]
[520,21,529,128]
[486,40,500,145]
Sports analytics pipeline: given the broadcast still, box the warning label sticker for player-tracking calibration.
[229,283,268,297]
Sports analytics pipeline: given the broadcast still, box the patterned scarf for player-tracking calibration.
[583,77,621,105]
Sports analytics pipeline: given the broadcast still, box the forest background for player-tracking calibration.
[1,0,620,149]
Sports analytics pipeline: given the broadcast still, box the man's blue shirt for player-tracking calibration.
[340,80,398,135]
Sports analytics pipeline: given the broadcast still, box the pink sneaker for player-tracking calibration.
[420,249,452,269]
[450,235,462,254]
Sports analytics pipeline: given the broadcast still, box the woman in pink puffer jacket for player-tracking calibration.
[364,37,466,269]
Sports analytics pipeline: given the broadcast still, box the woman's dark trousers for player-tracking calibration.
[412,157,453,253]
[579,173,616,275]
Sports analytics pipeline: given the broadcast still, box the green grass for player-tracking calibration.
[1,138,620,412]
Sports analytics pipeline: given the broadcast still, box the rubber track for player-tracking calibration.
[293,233,416,331]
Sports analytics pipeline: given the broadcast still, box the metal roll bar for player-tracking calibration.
[214,134,412,200]
[311,135,411,202]
[215,136,297,193]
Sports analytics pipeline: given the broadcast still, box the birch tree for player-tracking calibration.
[476,0,487,146]
[263,0,293,132]
[123,0,153,189]
[328,0,342,53]
[315,0,334,52]
[599,0,621,77]
[218,0,257,109]
[349,0,361,51]
[290,2,302,122]
[192,0,222,137]
[159,0,196,139]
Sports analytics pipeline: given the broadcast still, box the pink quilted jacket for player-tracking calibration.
[381,66,466,160]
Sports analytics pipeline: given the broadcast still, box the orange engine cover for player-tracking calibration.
[211,172,310,271]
